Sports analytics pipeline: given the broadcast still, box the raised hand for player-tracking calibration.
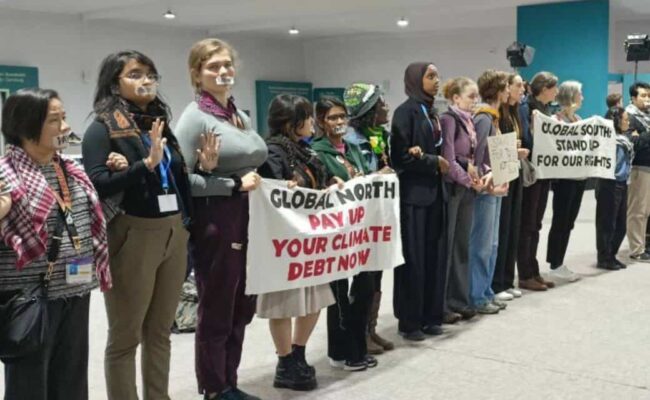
[143,118,167,171]
[197,131,221,172]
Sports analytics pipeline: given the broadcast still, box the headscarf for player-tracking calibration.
[404,62,436,107]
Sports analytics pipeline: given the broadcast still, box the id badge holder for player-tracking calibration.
[66,256,94,284]
[158,194,179,212]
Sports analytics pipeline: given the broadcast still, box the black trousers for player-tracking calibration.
[596,180,628,263]
[393,199,446,332]
[546,179,587,268]
[517,180,550,281]
[493,176,523,294]
[327,272,374,363]
[3,293,91,400]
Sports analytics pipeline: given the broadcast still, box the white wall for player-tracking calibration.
[303,27,516,113]
[0,9,306,137]
[610,19,650,75]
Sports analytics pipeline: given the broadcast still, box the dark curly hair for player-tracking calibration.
[605,106,627,134]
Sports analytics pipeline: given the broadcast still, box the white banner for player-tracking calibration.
[246,174,404,295]
[532,111,616,179]
[487,132,519,185]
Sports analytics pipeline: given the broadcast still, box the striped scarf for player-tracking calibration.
[0,145,111,291]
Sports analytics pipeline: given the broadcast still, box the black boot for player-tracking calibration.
[273,354,317,391]
[291,344,315,376]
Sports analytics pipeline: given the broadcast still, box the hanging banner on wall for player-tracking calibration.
[245,175,404,295]
[255,80,312,135]
[532,111,616,179]
[0,65,39,103]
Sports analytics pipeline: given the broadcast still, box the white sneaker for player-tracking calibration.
[506,288,523,298]
[495,291,514,301]
[548,265,581,282]
[329,358,345,369]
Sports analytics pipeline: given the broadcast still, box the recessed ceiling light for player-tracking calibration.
[289,27,300,35]
[397,17,409,28]
[164,9,176,19]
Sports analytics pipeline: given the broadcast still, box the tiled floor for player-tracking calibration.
[2,192,650,400]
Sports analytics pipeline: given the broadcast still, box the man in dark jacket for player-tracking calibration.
[625,82,650,261]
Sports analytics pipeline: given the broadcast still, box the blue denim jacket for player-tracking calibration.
[615,138,633,182]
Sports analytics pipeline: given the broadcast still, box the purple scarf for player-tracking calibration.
[197,91,240,126]
[450,105,477,150]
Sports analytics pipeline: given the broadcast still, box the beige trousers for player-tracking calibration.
[104,213,188,400]
[626,168,650,256]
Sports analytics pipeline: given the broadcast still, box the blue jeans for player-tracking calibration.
[469,194,502,307]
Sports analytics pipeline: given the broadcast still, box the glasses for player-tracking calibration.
[120,72,162,82]
[325,113,348,122]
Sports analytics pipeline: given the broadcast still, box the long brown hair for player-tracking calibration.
[499,73,522,138]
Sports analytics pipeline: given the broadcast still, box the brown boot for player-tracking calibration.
[535,275,555,288]
[366,333,384,354]
[519,278,547,291]
[368,292,394,351]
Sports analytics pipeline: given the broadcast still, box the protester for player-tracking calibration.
[257,94,335,391]
[625,82,650,262]
[546,80,585,283]
[343,83,395,355]
[176,38,266,400]
[597,107,634,270]
[493,73,528,301]
[606,93,622,109]
[517,71,559,291]
[390,63,450,339]
[1,88,110,399]
[440,77,483,320]
[468,70,510,313]
[311,96,377,371]
[82,50,193,400]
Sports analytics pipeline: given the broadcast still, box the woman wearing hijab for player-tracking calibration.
[390,62,450,341]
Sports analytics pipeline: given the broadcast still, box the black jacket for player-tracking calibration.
[82,117,192,222]
[629,113,650,167]
[390,97,444,206]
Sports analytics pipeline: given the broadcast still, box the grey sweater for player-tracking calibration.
[175,101,268,197]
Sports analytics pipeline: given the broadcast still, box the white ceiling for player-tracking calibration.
[1,0,649,38]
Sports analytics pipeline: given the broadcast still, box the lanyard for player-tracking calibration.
[51,159,81,251]
[420,104,443,147]
[141,134,173,193]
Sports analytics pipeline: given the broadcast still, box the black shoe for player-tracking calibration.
[210,388,239,400]
[343,360,368,371]
[231,388,262,400]
[597,261,620,271]
[456,308,477,320]
[291,344,315,377]
[398,329,426,341]
[365,355,378,368]
[422,325,444,336]
[442,312,462,324]
[630,252,650,263]
[614,258,627,269]
[273,355,317,391]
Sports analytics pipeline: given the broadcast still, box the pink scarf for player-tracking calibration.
[0,145,111,291]
[450,105,477,149]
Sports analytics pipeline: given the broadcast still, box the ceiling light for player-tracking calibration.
[289,27,299,35]
[397,17,409,28]
[164,9,176,19]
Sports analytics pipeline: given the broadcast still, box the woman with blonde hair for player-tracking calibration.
[176,38,266,400]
